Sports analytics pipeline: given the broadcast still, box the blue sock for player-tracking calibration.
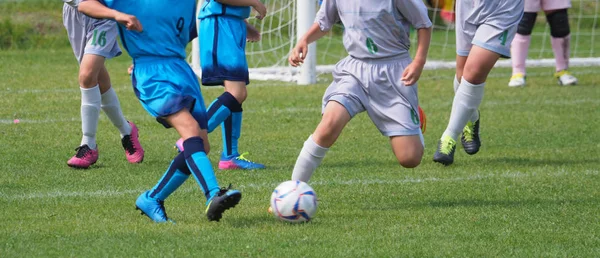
[149,152,190,201]
[183,137,220,202]
[206,92,242,133]
[222,111,242,159]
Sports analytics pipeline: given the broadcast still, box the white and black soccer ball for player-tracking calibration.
[270,180,317,223]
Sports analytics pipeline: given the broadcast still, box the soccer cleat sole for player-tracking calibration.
[67,161,97,169]
[206,192,242,222]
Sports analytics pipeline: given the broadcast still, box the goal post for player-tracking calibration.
[296,0,317,85]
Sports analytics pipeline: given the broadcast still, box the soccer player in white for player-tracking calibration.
[288,0,432,182]
[508,0,577,87]
[433,0,525,166]
[63,0,144,168]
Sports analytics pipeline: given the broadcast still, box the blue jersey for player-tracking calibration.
[101,0,196,60]
[198,0,250,20]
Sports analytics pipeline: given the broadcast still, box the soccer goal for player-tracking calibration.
[189,0,600,84]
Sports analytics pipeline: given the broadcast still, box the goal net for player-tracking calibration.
[189,0,600,84]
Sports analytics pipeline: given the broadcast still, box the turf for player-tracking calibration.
[1,47,599,257]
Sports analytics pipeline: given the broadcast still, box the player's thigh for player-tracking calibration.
[463,46,501,84]
[541,0,571,11]
[389,134,424,168]
[79,54,106,87]
[97,66,112,93]
[456,55,467,81]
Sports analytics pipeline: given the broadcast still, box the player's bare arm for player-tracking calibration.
[289,23,329,67]
[402,27,432,86]
[216,0,267,20]
[245,20,261,42]
[78,0,143,31]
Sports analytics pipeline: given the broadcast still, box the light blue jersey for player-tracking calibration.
[100,0,206,128]
[102,0,196,60]
[198,0,251,19]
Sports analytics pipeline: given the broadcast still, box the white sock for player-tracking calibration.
[442,78,485,140]
[453,76,480,123]
[101,87,131,137]
[453,75,460,93]
[80,86,101,149]
[291,135,329,182]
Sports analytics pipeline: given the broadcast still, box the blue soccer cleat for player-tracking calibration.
[218,152,265,170]
[205,185,242,222]
[135,191,172,223]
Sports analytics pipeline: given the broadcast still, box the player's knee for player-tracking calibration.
[396,152,422,168]
[546,9,570,38]
[78,68,97,87]
[517,12,537,36]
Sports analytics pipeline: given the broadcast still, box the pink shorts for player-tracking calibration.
[525,0,571,12]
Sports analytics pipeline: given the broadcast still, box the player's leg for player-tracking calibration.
[509,12,538,87]
[292,101,351,182]
[545,7,577,85]
[67,53,105,168]
[97,66,144,163]
[390,135,424,168]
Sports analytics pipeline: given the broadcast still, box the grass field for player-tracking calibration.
[1,47,599,257]
[1,0,600,257]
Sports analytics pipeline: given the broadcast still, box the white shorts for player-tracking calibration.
[323,54,423,137]
[525,0,571,12]
[62,3,121,63]
[456,0,524,58]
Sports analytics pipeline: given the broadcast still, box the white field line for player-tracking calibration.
[1,169,597,201]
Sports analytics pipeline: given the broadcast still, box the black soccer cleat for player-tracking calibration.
[205,185,242,222]
[461,113,481,155]
[433,136,457,166]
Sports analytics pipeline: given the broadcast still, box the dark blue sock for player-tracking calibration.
[222,111,242,159]
[183,137,220,202]
[149,152,190,201]
[206,92,242,133]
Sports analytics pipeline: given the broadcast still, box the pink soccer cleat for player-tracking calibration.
[174,138,184,153]
[67,145,99,169]
[121,121,144,163]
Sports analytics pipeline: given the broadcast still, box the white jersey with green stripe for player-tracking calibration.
[315,0,432,60]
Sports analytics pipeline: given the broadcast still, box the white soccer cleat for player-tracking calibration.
[555,70,578,86]
[508,73,526,87]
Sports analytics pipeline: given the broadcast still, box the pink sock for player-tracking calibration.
[511,34,531,75]
[551,34,570,72]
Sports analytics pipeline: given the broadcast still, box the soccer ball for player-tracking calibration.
[270,180,318,223]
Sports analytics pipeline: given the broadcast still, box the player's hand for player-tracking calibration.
[246,23,261,42]
[401,61,425,86]
[127,64,134,75]
[115,12,143,32]
[252,0,267,20]
[288,41,308,67]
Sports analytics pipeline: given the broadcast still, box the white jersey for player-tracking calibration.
[315,0,432,60]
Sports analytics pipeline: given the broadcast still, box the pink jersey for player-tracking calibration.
[525,0,571,12]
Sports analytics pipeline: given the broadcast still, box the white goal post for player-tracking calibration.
[190,0,600,84]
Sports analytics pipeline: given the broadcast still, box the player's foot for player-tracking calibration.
[174,138,184,153]
[461,113,481,155]
[67,144,98,169]
[135,191,172,223]
[433,135,456,166]
[205,185,242,222]
[555,70,577,85]
[418,106,426,134]
[508,73,526,87]
[219,152,266,170]
[121,121,144,163]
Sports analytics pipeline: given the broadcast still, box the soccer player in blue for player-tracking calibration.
[78,0,242,222]
[173,0,268,170]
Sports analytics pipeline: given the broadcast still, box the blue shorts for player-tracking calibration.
[131,57,208,129]
[199,16,249,86]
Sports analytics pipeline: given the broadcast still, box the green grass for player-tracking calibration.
[1,48,600,257]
